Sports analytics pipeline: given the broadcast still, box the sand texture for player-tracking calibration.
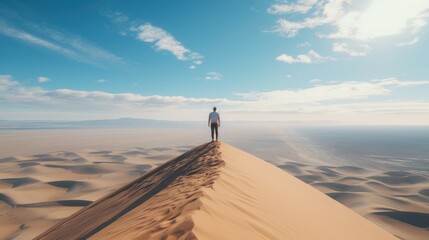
[279,161,429,240]
[32,142,397,240]
[0,145,190,239]
[1,140,426,239]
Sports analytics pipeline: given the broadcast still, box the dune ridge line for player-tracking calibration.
[35,142,223,239]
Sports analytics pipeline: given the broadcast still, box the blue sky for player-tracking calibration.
[1,0,429,124]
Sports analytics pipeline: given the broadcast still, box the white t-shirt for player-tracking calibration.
[209,111,220,124]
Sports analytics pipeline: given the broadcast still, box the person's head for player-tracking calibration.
[213,107,217,112]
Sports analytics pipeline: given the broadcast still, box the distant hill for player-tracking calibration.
[0,118,199,130]
[0,118,343,131]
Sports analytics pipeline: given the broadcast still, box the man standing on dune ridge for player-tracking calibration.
[208,107,220,142]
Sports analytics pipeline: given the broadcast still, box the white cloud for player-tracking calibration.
[1,75,429,123]
[225,78,429,124]
[373,78,429,87]
[96,79,107,83]
[310,79,322,84]
[189,59,203,70]
[205,72,223,81]
[38,76,50,83]
[272,0,429,41]
[236,78,429,106]
[274,18,318,37]
[276,50,334,64]
[104,13,204,67]
[268,0,318,14]
[273,0,348,37]
[133,23,203,62]
[103,9,130,23]
[297,41,311,47]
[238,81,389,103]
[0,75,18,91]
[397,37,419,47]
[325,0,429,40]
[106,11,129,24]
[332,42,371,56]
[0,75,230,109]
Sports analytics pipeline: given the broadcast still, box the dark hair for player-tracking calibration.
[213,107,217,111]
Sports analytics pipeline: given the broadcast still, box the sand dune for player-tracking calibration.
[18,200,92,208]
[0,193,16,206]
[0,145,189,240]
[281,161,429,240]
[0,177,40,188]
[36,143,222,240]
[35,142,396,240]
[46,180,90,193]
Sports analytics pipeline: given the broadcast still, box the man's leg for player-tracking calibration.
[211,124,215,142]
[215,124,219,141]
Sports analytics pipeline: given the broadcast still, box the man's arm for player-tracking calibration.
[208,116,210,127]
[218,115,220,127]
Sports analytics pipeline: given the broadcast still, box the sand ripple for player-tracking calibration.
[281,161,429,240]
[0,145,194,240]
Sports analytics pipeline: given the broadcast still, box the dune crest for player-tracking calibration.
[36,142,397,240]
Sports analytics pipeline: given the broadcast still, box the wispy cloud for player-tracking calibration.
[0,13,122,66]
[296,41,311,48]
[205,72,223,81]
[276,50,334,64]
[310,79,322,84]
[267,0,318,14]
[132,23,203,63]
[397,37,419,47]
[332,42,371,56]
[105,11,129,24]
[0,22,85,62]
[96,79,107,83]
[373,78,429,87]
[38,76,49,83]
[102,10,133,36]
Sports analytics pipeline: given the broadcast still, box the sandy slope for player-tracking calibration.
[34,142,397,240]
[0,145,188,239]
[279,161,429,240]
